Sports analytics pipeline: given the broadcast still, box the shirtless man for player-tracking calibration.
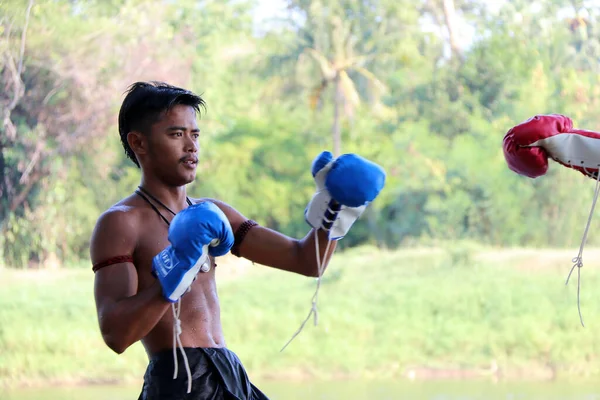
[89,81,385,399]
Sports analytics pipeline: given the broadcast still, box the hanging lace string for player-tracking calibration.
[280,228,333,352]
[172,299,193,393]
[565,166,600,328]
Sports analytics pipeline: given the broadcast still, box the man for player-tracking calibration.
[90,81,385,399]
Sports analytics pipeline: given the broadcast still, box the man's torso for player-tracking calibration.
[124,194,227,354]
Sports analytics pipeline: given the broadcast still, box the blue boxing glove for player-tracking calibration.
[152,201,234,302]
[305,151,386,240]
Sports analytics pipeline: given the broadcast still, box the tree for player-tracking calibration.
[1,0,34,225]
[0,0,197,266]
[269,0,394,156]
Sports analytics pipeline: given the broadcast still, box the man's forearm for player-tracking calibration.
[100,281,171,354]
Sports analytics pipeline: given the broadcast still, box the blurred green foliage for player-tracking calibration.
[2,0,600,268]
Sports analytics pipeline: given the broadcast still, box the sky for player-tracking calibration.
[252,0,289,21]
[250,0,291,35]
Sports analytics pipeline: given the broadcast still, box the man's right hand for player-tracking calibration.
[152,201,234,302]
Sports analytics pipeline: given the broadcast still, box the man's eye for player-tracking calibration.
[193,133,200,139]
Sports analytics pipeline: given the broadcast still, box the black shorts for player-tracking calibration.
[137,347,270,400]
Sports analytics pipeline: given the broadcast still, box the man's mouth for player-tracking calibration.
[181,157,198,167]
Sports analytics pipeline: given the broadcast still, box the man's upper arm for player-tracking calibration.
[90,209,139,316]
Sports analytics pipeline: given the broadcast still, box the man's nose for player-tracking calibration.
[185,135,198,152]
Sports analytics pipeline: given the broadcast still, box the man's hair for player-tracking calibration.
[118,81,206,167]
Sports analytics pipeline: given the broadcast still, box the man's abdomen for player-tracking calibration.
[143,275,225,354]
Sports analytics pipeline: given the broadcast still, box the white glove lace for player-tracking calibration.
[280,227,333,352]
[172,299,193,393]
[565,166,600,327]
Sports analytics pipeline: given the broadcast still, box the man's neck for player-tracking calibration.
[138,176,189,214]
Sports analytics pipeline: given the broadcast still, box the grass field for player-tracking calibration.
[3,244,600,388]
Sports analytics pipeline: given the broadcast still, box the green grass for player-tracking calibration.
[3,245,600,388]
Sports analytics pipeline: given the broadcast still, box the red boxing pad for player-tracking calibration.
[504,115,600,327]
[503,114,574,178]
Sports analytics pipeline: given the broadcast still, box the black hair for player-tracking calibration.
[118,81,206,167]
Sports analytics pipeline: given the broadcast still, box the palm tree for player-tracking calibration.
[296,12,388,156]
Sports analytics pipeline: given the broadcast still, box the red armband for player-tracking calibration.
[92,255,134,273]
[231,220,258,257]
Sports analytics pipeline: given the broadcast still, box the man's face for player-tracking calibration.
[144,104,200,186]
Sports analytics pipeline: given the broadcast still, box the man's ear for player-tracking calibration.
[127,131,147,158]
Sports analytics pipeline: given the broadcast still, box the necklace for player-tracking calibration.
[135,186,192,226]
[134,186,213,271]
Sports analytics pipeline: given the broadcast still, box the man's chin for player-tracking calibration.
[183,171,198,185]
[180,174,196,186]
[168,172,197,187]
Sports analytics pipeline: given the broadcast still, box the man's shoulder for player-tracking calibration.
[90,196,145,262]
[94,195,144,234]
